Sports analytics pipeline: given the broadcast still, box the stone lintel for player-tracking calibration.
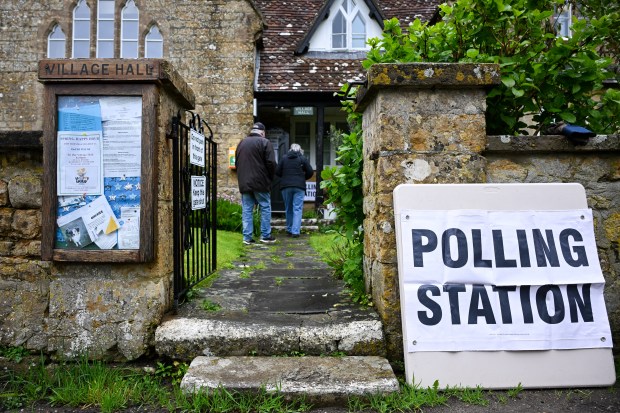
[356,62,501,112]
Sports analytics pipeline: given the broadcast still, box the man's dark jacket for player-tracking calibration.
[275,150,314,190]
[235,132,276,193]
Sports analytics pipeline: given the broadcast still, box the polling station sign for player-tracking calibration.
[399,209,612,353]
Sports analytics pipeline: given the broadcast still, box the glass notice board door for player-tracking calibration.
[55,95,142,251]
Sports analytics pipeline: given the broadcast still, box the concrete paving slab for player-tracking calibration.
[249,291,345,313]
[180,356,399,405]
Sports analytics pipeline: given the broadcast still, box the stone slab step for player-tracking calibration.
[272,225,319,232]
[155,317,385,360]
[180,356,399,405]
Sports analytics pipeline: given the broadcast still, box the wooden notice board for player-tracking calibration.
[393,183,616,389]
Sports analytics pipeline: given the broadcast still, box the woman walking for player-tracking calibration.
[275,143,314,237]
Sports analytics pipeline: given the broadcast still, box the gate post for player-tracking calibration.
[37,60,195,360]
[354,63,500,362]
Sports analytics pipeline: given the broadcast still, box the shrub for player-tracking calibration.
[364,0,619,135]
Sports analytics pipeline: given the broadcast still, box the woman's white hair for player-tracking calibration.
[290,143,304,155]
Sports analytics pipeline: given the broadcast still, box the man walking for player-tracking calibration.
[235,122,277,244]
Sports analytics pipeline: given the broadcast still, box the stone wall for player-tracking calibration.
[356,62,620,363]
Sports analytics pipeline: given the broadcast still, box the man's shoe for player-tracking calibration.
[243,239,256,245]
[291,234,299,238]
[260,235,277,243]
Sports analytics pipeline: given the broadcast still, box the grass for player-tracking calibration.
[216,230,243,268]
[2,345,618,412]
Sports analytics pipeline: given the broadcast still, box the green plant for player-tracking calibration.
[363,0,619,135]
[274,276,284,286]
[215,197,242,231]
[201,299,222,312]
[0,346,30,363]
[314,232,370,305]
[155,361,188,386]
[508,382,524,398]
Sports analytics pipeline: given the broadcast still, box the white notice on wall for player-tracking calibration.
[191,175,207,210]
[398,209,612,353]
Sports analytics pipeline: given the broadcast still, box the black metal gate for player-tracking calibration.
[168,111,217,309]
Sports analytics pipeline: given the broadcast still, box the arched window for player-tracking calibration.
[351,12,366,48]
[47,24,66,58]
[331,0,366,50]
[145,25,163,58]
[72,0,90,58]
[97,0,115,57]
[331,11,346,49]
[121,0,139,58]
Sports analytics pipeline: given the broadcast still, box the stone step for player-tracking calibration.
[272,225,319,232]
[180,356,399,406]
[155,315,386,360]
[271,218,335,226]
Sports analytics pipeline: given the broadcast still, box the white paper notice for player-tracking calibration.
[102,119,142,177]
[99,96,142,121]
[118,207,140,249]
[57,196,120,249]
[57,131,104,195]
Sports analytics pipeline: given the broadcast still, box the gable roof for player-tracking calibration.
[254,0,440,93]
[294,0,385,55]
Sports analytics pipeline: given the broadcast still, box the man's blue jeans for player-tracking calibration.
[241,191,272,241]
[281,186,304,235]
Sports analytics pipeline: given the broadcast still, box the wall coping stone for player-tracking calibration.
[486,134,620,153]
[356,62,501,112]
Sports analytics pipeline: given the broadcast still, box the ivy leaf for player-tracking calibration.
[466,48,479,59]
[560,112,577,123]
[501,77,516,88]
[511,87,525,97]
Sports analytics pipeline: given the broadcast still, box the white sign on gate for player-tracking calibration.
[191,175,206,210]
[394,183,616,389]
[189,129,205,167]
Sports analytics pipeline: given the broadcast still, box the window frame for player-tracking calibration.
[96,0,116,58]
[120,0,139,58]
[47,24,66,58]
[145,25,164,58]
[72,0,91,58]
[330,0,367,51]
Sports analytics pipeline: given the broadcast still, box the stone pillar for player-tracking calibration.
[355,63,500,362]
[34,60,195,361]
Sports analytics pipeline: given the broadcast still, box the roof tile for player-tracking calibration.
[255,0,440,93]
